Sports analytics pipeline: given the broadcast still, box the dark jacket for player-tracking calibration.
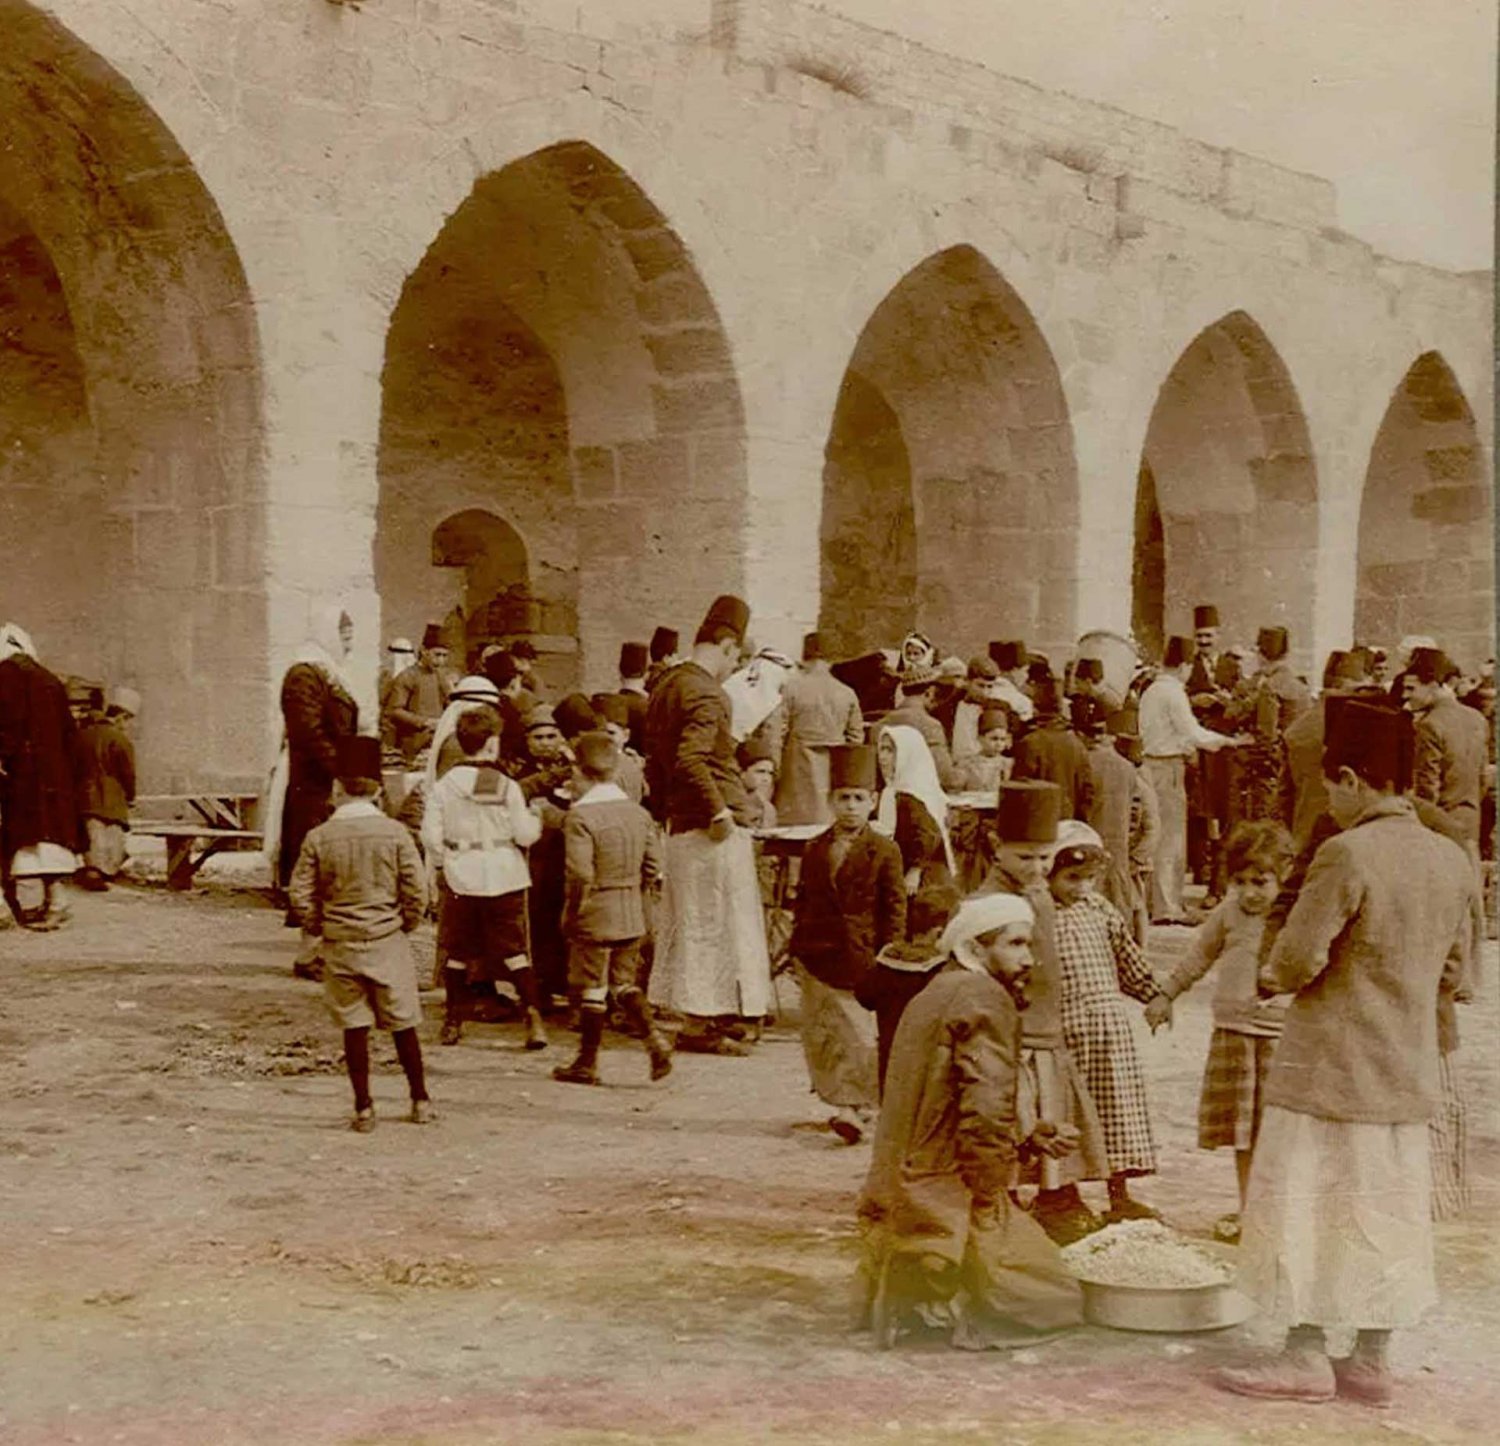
[643,661,751,831]
[1011,719,1093,821]
[73,719,137,825]
[1187,651,1242,729]
[0,655,82,859]
[278,662,359,885]
[790,825,906,991]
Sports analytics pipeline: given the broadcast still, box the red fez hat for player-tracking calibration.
[994,781,1061,844]
[828,743,878,792]
[421,623,445,650]
[650,627,679,661]
[591,692,631,728]
[696,595,750,644]
[736,738,776,771]
[1323,695,1414,792]
[619,641,648,677]
[1257,626,1290,662]
[553,693,601,740]
[336,735,383,783]
[1163,636,1195,669]
[1408,647,1457,686]
[1193,605,1221,630]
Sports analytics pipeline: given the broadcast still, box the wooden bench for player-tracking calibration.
[130,794,263,891]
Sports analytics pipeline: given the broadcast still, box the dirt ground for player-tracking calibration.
[2,854,1497,1446]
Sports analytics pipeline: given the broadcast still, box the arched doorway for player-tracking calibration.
[375,141,748,692]
[0,2,265,788]
[819,246,1078,660]
[430,510,533,656]
[1134,312,1318,664]
[1355,353,1493,669]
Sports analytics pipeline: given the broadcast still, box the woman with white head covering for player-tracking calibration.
[873,725,958,945]
[897,631,936,675]
[856,886,1085,1351]
[0,623,83,929]
[264,605,360,975]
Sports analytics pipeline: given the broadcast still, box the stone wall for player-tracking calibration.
[4,0,1492,785]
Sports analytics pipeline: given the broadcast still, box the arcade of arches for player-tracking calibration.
[0,1,265,789]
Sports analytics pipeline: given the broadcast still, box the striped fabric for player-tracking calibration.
[1429,1050,1470,1222]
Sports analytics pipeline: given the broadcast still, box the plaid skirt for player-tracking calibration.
[1430,1051,1470,1222]
[1198,1028,1277,1152]
[1062,997,1157,1177]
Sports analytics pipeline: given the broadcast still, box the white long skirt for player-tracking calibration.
[1237,1105,1436,1330]
[648,828,771,1019]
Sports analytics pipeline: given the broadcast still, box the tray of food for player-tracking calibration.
[1060,1220,1252,1333]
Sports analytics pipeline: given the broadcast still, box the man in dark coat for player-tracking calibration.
[1009,678,1093,822]
[0,626,82,929]
[644,596,772,1053]
[1186,604,1242,899]
[614,641,651,754]
[1409,647,1488,857]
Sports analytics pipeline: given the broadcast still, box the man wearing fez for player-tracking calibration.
[1186,604,1242,902]
[1220,698,1476,1408]
[1139,637,1239,925]
[1224,626,1310,829]
[645,627,681,694]
[384,623,458,765]
[615,641,651,755]
[1408,647,1488,860]
[757,632,864,827]
[644,596,773,1055]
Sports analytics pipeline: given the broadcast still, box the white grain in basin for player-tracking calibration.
[1060,1220,1233,1289]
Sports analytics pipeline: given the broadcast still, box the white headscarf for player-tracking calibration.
[874,724,955,871]
[723,648,794,741]
[290,603,354,696]
[938,893,1035,973]
[899,632,936,672]
[424,675,502,792]
[0,622,38,664]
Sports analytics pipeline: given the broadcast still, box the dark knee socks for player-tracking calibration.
[393,1027,428,1103]
[343,1027,371,1112]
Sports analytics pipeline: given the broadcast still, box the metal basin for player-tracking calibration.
[1071,1243,1253,1334]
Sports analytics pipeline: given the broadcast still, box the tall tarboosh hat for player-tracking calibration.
[553,693,601,740]
[1257,626,1290,662]
[1323,695,1414,793]
[422,623,445,650]
[619,641,649,677]
[994,781,1061,844]
[802,632,825,662]
[336,735,384,784]
[1163,636,1195,669]
[736,738,776,771]
[1408,647,1458,686]
[1193,605,1221,631]
[828,743,878,792]
[650,627,679,661]
[697,595,751,645]
[989,640,1029,672]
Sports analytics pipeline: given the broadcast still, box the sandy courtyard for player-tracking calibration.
[2,864,1496,1446]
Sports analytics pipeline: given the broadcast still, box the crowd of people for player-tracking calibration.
[2,592,1492,1411]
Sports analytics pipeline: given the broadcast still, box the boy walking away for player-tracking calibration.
[857,893,1084,1351]
[553,732,672,1086]
[1048,821,1169,1224]
[789,744,906,1145]
[1217,699,1476,1408]
[73,686,140,891]
[288,736,432,1132]
[422,709,548,1051]
[1148,821,1293,1242]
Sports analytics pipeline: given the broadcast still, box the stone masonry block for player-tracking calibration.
[624,232,688,285]
[652,378,744,435]
[1362,560,1428,599]
[635,271,719,327]
[211,506,268,589]
[615,437,692,499]
[1247,454,1317,506]
[576,502,647,561]
[132,509,211,594]
[688,433,748,498]
[572,446,618,501]
[1412,486,1487,526]
[644,327,734,377]
[1423,445,1482,483]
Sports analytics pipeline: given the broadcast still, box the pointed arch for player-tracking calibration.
[819,245,1078,658]
[0,0,266,787]
[1134,311,1318,663]
[375,140,748,689]
[1355,353,1493,667]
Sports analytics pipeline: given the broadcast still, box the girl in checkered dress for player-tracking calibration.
[1146,821,1293,1241]
[1049,821,1171,1222]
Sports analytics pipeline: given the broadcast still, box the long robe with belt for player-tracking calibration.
[856,963,1083,1348]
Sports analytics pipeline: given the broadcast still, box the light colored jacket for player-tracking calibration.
[562,783,662,942]
[289,800,426,943]
[421,763,541,897]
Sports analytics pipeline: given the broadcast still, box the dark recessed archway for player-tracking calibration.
[1355,353,1493,668]
[819,246,1078,659]
[375,141,747,689]
[0,1,265,787]
[1134,311,1318,662]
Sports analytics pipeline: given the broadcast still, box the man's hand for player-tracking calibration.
[708,812,735,844]
[1144,993,1173,1032]
[1029,1121,1080,1159]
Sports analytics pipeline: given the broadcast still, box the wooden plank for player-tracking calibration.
[131,823,260,840]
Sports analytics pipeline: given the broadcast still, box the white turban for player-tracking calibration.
[938,892,1035,973]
